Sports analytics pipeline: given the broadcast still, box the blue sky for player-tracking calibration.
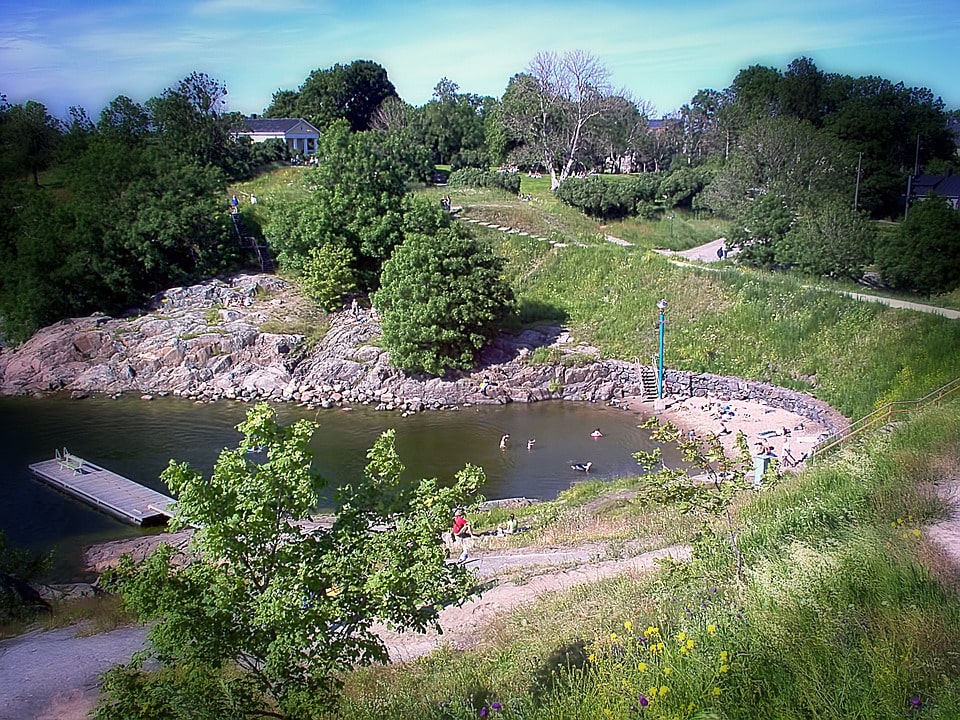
[3,0,959,120]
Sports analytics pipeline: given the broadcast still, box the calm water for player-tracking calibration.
[0,395,672,578]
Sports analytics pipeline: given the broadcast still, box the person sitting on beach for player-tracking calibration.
[498,512,519,535]
[451,509,474,540]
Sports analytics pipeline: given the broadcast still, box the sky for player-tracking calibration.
[3,0,959,121]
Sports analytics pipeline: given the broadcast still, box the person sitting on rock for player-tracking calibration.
[451,508,474,540]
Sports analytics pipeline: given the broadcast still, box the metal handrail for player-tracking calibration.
[811,376,960,461]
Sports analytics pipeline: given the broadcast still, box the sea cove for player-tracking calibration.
[1,394,670,578]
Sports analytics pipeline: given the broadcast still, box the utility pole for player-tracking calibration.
[854,152,862,210]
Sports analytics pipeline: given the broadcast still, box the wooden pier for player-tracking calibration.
[28,449,176,526]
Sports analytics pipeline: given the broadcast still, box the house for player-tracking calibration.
[238,117,320,156]
[908,172,960,209]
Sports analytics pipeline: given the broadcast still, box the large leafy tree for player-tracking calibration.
[0,100,61,186]
[775,198,875,279]
[264,120,406,287]
[875,195,960,295]
[501,50,614,188]
[415,78,493,168]
[374,225,516,375]
[266,60,398,132]
[97,403,482,720]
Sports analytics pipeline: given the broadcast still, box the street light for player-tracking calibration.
[656,299,668,410]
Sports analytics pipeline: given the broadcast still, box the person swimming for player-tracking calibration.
[590,429,603,438]
[500,434,510,450]
[527,439,536,450]
[571,462,593,473]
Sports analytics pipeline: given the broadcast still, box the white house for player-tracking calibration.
[239,117,320,156]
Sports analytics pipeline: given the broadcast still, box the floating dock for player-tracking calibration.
[28,449,175,526]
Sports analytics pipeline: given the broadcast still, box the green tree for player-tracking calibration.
[875,195,960,295]
[374,225,516,375]
[300,242,356,311]
[98,403,483,720]
[634,418,759,578]
[277,60,398,132]
[776,198,875,279]
[264,120,405,286]
[0,100,61,185]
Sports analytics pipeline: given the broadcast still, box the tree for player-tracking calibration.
[0,100,61,185]
[148,72,248,177]
[634,418,760,579]
[263,120,406,287]
[875,195,960,295]
[374,225,516,375]
[285,60,398,132]
[98,403,483,719]
[776,199,875,279]
[501,50,614,188]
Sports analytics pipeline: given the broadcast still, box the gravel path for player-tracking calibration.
[0,624,148,720]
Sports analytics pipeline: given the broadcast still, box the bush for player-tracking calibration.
[556,175,663,220]
[447,167,520,195]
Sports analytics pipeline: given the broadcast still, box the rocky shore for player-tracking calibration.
[0,273,847,433]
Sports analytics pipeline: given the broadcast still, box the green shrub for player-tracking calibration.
[447,167,521,195]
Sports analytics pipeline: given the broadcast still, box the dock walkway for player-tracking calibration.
[29,449,175,526]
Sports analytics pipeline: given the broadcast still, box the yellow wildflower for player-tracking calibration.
[659,685,669,697]
[638,662,648,672]
[677,631,686,642]
[663,667,673,676]
[686,639,695,649]
[913,529,921,537]
[610,632,618,641]
[720,650,729,662]
[624,620,633,631]
[589,653,596,663]
[707,624,717,635]
[712,687,722,697]
[719,664,730,674]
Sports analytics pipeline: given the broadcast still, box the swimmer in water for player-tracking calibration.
[500,434,510,450]
[527,439,536,450]
[571,461,593,473]
[591,428,603,438]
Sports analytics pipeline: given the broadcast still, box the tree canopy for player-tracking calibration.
[374,225,516,376]
[97,403,483,720]
[264,60,398,132]
[875,195,960,295]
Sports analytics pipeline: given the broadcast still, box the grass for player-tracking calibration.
[332,399,960,720]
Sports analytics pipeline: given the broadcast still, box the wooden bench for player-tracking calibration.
[56,447,84,474]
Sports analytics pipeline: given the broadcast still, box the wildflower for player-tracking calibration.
[589,653,596,663]
[913,529,921,537]
[611,632,618,641]
[638,695,649,707]
[686,639,695,650]
[638,662,648,672]
[707,624,717,636]
[624,620,633,631]
[491,702,502,711]
[719,650,729,662]
[480,709,487,718]
[677,631,686,642]
[711,687,722,697]
[663,667,673,676]
[719,664,730,674]
[909,696,922,710]
[659,686,669,698]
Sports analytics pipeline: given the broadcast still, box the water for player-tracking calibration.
[0,395,673,579]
